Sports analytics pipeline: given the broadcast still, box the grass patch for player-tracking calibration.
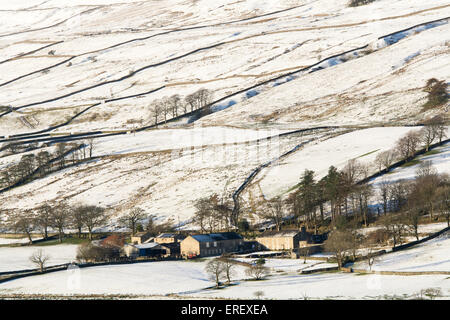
[356,149,380,159]
[423,149,442,156]
[400,159,421,168]
[33,237,90,246]
[183,258,207,263]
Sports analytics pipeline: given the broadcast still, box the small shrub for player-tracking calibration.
[76,242,121,263]
[366,229,390,245]
[349,0,376,7]
[423,78,448,110]
[421,288,442,300]
[246,263,269,280]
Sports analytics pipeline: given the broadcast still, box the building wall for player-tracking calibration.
[256,236,297,250]
[131,236,143,245]
[123,245,139,258]
[131,233,152,244]
[198,239,243,257]
[155,237,176,244]
[181,237,243,257]
[180,236,200,257]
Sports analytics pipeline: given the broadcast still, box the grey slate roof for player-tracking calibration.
[257,230,300,238]
[156,233,186,239]
[191,232,242,242]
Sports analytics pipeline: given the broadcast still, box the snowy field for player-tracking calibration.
[0,244,78,272]
[0,255,447,299]
[0,236,43,245]
[359,222,449,237]
[370,141,450,193]
[188,273,449,300]
[0,259,248,296]
[234,257,337,273]
[353,231,450,272]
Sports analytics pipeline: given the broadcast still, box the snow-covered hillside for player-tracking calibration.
[0,0,449,228]
[1,0,449,135]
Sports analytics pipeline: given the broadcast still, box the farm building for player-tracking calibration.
[180,232,243,258]
[256,228,311,251]
[130,232,153,245]
[123,242,170,259]
[154,233,186,244]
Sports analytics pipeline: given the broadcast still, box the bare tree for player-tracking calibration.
[49,202,71,243]
[423,78,448,108]
[55,142,67,169]
[168,94,182,117]
[196,88,213,109]
[374,150,397,172]
[396,131,421,161]
[36,151,51,177]
[29,249,50,273]
[193,196,229,233]
[36,204,52,240]
[161,96,170,124]
[416,161,440,221]
[388,180,410,212]
[205,258,226,288]
[365,246,379,271]
[245,258,269,280]
[436,180,450,227]
[379,213,406,248]
[185,93,198,113]
[220,253,236,285]
[71,204,86,238]
[150,102,162,125]
[9,211,35,245]
[419,125,437,152]
[355,182,373,227]
[324,230,353,268]
[120,207,147,235]
[427,115,447,144]
[87,138,95,158]
[81,206,107,240]
[378,179,390,215]
[263,196,286,231]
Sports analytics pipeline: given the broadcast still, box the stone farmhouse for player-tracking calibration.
[180,232,243,258]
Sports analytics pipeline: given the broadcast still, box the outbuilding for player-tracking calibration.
[124,242,168,259]
[256,228,311,251]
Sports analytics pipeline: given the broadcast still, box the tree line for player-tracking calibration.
[1,204,175,245]
[0,139,96,191]
[149,88,213,125]
[3,202,107,244]
[324,162,449,268]
[190,117,448,236]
